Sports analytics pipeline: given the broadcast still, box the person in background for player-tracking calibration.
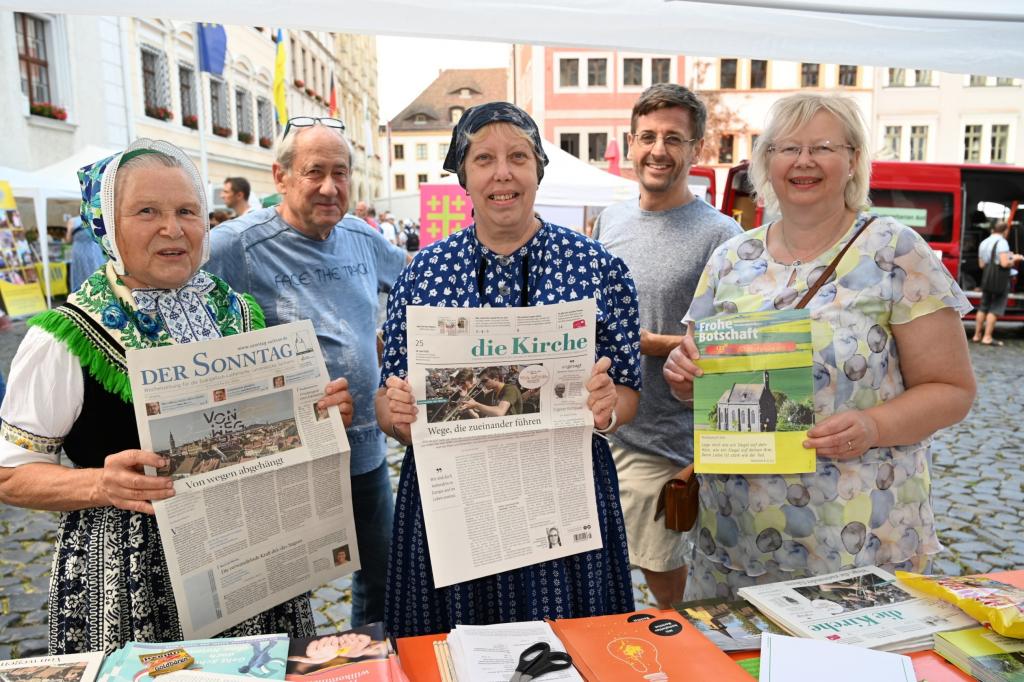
[209,209,232,227]
[0,139,352,654]
[972,220,1023,346]
[207,116,407,626]
[595,83,741,608]
[64,215,107,292]
[664,93,975,600]
[221,176,251,216]
[378,211,398,245]
[377,102,640,638]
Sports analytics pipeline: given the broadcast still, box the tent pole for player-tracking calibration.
[194,35,212,205]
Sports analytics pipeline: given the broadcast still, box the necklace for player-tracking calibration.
[777,212,854,267]
[776,220,802,267]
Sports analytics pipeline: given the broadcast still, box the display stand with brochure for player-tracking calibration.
[127,320,359,639]
[405,300,603,587]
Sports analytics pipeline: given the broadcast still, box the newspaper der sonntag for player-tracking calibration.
[128,320,359,639]
[406,299,603,587]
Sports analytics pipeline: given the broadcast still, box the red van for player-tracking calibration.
[721,161,1024,319]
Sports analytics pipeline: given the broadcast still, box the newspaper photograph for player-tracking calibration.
[405,300,603,587]
[127,320,358,640]
[737,566,976,652]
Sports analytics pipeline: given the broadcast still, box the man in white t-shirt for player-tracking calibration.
[973,220,1023,345]
[378,212,398,245]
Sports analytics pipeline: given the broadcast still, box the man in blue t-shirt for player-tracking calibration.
[208,120,407,625]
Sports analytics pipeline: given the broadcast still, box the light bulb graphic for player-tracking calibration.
[607,637,668,681]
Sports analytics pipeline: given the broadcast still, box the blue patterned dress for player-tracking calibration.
[379,221,641,637]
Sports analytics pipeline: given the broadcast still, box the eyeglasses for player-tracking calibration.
[767,141,855,158]
[282,116,346,138]
[632,132,699,150]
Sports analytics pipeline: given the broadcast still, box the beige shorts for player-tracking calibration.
[611,441,695,573]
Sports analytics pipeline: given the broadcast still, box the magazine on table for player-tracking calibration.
[693,309,816,474]
[0,651,104,682]
[98,634,289,681]
[128,320,359,639]
[935,626,1024,682]
[673,597,783,651]
[285,622,394,681]
[737,566,976,653]
[405,300,602,587]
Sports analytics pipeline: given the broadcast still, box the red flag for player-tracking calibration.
[329,72,338,118]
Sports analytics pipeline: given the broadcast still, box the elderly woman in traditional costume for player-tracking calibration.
[664,94,975,599]
[0,140,352,654]
[376,102,641,637]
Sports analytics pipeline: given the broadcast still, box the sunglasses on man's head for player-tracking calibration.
[282,116,346,138]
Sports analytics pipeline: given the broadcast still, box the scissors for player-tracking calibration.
[509,642,573,682]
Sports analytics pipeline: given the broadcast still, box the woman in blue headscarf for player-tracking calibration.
[376,102,641,637]
[0,139,352,654]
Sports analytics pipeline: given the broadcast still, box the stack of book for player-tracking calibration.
[935,627,1024,682]
[737,566,976,653]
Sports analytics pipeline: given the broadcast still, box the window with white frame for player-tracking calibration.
[209,77,230,132]
[888,68,906,86]
[439,142,449,158]
[963,124,983,162]
[718,134,735,164]
[560,133,580,158]
[651,58,671,85]
[720,59,737,89]
[450,107,464,123]
[559,58,579,87]
[394,144,404,160]
[991,124,1010,163]
[587,58,607,87]
[996,77,1015,86]
[257,96,273,145]
[623,58,643,86]
[800,63,820,88]
[587,133,607,162]
[622,132,631,160]
[909,125,928,161]
[969,74,987,86]
[15,13,52,106]
[838,65,858,87]
[179,63,196,125]
[883,126,901,159]
[416,143,427,160]
[914,69,933,86]
[750,60,767,89]
[141,45,170,118]
[235,87,253,140]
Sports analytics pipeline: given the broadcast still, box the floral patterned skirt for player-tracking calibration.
[385,435,635,638]
[48,506,315,655]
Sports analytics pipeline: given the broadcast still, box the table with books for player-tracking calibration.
[395,569,1024,682]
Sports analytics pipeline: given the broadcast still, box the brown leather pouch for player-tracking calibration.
[654,475,700,532]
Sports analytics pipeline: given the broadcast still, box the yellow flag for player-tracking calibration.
[273,29,288,125]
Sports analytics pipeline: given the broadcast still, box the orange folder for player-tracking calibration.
[549,609,754,681]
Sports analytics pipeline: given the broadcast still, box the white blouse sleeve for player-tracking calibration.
[0,325,85,467]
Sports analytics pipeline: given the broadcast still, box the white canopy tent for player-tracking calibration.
[375,139,638,228]
[0,145,117,304]
[5,1,1023,77]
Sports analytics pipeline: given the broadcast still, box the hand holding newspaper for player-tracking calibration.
[127,320,359,639]
[404,300,603,587]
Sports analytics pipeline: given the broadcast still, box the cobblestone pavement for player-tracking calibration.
[1,320,1021,657]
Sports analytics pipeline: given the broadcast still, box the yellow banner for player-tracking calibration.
[35,261,69,296]
[0,280,47,317]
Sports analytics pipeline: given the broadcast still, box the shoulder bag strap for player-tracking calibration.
[795,215,877,310]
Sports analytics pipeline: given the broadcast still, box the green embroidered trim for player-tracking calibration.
[28,307,134,403]
[0,420,64,455]
[28,268,259,405]
[242,292,266,331]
